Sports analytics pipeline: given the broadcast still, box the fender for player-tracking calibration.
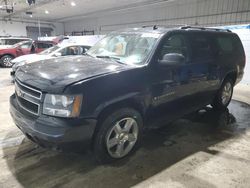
[93,92,147,118]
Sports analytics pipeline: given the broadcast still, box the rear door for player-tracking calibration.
[35,42,53,53]
[186,32,218,104]
[214,34,245,84]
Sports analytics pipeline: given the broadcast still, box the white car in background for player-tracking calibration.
[10,43,91,78]
[0,37,32,49]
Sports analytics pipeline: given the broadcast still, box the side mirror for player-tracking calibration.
[54,52,62,57]
[158,53,185,66]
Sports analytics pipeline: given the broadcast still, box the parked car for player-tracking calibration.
[30,40,55,54]
[10,26,245,163]
[0,41,32,67]
[10,43,91,78]
[0,37,32,49]
[0,40,54,68]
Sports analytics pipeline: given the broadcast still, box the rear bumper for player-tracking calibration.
[9,94,97,150]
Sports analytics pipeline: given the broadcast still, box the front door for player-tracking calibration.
[185,32,217,105]
[148,32,192,126]
[16,41,32,56]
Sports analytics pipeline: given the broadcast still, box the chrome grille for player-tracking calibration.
[15,80,41,115]
[15,79,42,100]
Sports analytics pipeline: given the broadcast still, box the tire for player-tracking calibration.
[93,108,143,164]
[212,78,234,110]
[0,55,14,68]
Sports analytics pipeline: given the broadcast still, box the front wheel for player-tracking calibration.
[93,108,143,163]
[213,78,234,110]
[0,55,14,68]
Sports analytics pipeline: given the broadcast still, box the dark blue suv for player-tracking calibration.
[10,26,245,163]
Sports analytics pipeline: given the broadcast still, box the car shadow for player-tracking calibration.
[2,100,250,188]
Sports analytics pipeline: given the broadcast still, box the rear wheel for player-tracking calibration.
[0,55,14,68]
[213,78,233,110]
[94,108,143,163]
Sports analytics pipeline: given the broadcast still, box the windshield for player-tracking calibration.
[87,33,160,65]
[39,45,60,55]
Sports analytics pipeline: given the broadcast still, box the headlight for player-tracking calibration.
[12,61,26,71]
[43,94,82,117]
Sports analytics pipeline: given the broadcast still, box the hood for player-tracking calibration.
[15,56,131,93]
[12,54,50,64]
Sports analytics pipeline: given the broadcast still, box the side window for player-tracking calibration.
[159,34,188,60]
[37,43,52,49]
[79,46,90,55]
[60,46,79,56]
[47,43,53,48]
[20,42,32,49]
[37,43,43,49]
[216,36,234,54]
[190,34,214,61]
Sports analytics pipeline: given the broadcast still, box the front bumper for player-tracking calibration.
[9,94,97,150]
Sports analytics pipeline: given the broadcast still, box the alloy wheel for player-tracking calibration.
[3,56,13,67]
[221,82,232,105]
[106,117,138,158]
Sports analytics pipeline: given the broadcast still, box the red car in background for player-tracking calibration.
[31,41,55,53]
[0,40,55,67]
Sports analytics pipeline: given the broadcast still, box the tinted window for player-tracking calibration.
[216,36,234,53]
[37,42,53,49]
[159,34,188,60]
[190,34,213,61]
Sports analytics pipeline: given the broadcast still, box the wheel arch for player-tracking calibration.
[90,95,146,148]
[0,53,15,59]
[222,71,237,86]
[96,97,146,125]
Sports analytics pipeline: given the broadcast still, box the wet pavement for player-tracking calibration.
[0,68,250,188]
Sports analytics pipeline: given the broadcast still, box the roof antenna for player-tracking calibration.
[153,25,158,30]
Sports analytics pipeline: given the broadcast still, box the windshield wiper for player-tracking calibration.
[96,55,120,60]
[96,55,125,64]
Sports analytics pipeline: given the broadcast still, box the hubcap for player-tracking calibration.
[106,117,138,158]
[3,56,13,67]
[221,82,232,105]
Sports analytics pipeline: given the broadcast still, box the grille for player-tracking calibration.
[15,80,42,115]
[16,95,39,115]
[15,79,42,99]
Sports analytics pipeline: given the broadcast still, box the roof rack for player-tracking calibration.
[180,26,232,32]
[142,24,188,30]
